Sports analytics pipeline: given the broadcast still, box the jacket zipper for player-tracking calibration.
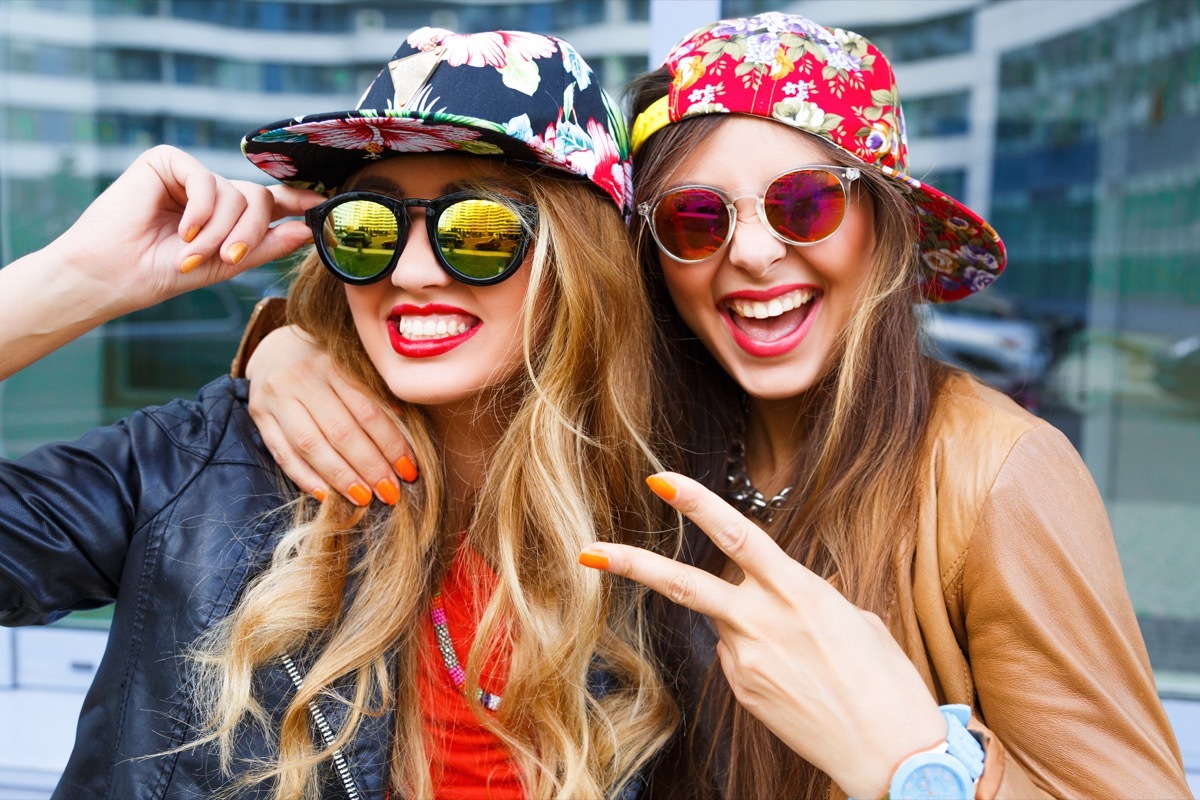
[281,654,363,800]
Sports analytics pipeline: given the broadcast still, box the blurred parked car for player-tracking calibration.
[339,230,371,248]
[919,293,1053,412]
[1156,336,1200,402]
[1,270,283,458]
[100,269,284,419]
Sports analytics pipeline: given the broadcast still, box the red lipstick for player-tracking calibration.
[387,303,480,358]
[717,284,821,358]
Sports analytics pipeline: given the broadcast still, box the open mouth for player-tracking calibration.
[722,288,819,343]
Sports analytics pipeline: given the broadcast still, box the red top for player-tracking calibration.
[418,543,523,799]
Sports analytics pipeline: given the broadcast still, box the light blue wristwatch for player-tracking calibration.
[888,704,985,800]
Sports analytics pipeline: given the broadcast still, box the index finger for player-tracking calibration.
[646,472,794,589]
[580,542,743,625]
[267,183,326,219]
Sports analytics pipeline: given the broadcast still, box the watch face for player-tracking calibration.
[895,760,972,799]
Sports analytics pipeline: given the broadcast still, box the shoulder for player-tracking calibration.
[927,372,1049,460]
[920,373,1088,579]
[924,371,1071,492]
[129,375,267,467]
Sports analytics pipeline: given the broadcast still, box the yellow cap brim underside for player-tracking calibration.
[630,96,671,155]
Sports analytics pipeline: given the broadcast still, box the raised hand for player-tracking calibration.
[45,145,321,313]
[579,471,946,800]
[1,146,323,379]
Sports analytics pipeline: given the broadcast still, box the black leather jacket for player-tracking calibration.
[0,378,401,799]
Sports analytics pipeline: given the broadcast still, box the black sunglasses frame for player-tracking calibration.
[305,190,538,287]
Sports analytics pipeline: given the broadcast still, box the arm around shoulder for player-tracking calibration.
[959,424,1189,798]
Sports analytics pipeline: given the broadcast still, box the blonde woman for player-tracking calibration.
[0,30,675,800]
[242,14,1190,800]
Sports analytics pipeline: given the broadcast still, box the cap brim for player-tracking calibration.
[243,110,557,193]
[877,165,1006,302]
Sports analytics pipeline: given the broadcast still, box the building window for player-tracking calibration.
[922,169,966,201]
[904,91,970,137]
[854,12,973,63]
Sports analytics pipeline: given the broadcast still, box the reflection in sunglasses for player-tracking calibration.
[642,167,858,262]
[438,200,522,259]
[308,191,535,285]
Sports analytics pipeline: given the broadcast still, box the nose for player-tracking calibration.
[724,199,787,278]
[390,210,451,290]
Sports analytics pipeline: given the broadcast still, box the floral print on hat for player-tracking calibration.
[638,12,1005,302]
[242,28,632,216]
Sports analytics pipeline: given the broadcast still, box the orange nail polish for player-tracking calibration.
[179,253,204,274]
[375,478,400,506]
[646,475,678,501]
[183,225,200,243]
[312,488,328,503]
[347,482,372,506]
[395,456,419,483]
[578,549,609,570]
[229,242,248,264]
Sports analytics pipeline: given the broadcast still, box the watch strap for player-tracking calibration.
[942,704,985,781]
[865,705,987,800]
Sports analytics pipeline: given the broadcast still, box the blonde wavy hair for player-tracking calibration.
[192,165,679,799]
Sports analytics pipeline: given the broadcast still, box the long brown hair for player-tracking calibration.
[628,68,946,800]
[192,166,679,799]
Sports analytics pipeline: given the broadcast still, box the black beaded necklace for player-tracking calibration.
[723,438,793,524]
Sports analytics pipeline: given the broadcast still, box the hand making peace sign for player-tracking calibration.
[579,472,948,800]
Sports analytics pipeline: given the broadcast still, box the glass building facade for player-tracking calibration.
[990,0,1200,677]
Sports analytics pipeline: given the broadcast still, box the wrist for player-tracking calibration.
[883,705,985,800]
[35,237,135,322]
[841,704,946,800]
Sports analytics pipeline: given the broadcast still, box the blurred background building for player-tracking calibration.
[1,0,1198,795]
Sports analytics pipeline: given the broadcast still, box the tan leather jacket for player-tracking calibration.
[891,373,1189,798]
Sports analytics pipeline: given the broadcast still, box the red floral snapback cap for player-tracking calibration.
[242,28,632,216]
[631,12,1005,302]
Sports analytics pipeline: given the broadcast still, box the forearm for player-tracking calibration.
[0,244,130,380]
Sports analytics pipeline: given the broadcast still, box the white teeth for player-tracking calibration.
[730,288,814,320]
[398,316,471,340]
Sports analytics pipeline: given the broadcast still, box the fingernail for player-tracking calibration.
[183,225,200,243]
[312,488,328,503]
[229,242,248,264]
[646,475,677,502]
[179,253,204,274]
[578,548,609,570]
[347,482,372,506]
[375,478,400,506]
[395,456,419,483]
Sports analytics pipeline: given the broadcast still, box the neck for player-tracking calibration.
[425,390,517,532]
[743,394,810,497]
